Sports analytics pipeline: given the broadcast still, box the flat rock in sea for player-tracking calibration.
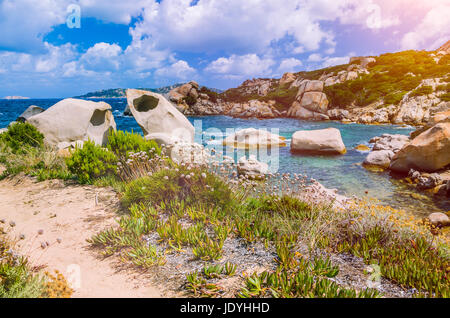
[290,128,346,155]
[223,128,286,149]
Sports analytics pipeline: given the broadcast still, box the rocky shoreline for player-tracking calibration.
[159,42,450,128]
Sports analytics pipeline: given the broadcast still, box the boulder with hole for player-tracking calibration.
[27,98,116,149]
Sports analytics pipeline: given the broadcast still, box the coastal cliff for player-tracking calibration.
[170,41,450,126]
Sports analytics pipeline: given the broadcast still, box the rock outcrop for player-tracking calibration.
[427,212,450,227]
[362,134,410,169]
[363,150,394,169]
[290,128,346,155]
[287,80,329,120]
[27,99,116,149]
[437,40,450,55]
[370,134,410,153]
[125,89,195,143]
[17,105,45,122]
[227,100,281,118]
[390,122,450,173]
[223,128,286,149]
[392,79,447,125]
[279,72,296,86]
[168,81,200,105]
[237,155,268,179]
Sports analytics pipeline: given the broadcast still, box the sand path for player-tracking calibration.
[0,175,162,298]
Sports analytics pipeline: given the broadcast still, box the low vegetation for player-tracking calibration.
[0,123,72,181]
[0,228,73,298]
[324,50,449,108]
[1,125,449,298]
[218,50,449,111]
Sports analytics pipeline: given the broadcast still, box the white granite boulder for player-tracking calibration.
[27,98,116,149]
[126,89,195,143]
[223,128,286,149]
[237,155,268,179]
[291,128,346,155]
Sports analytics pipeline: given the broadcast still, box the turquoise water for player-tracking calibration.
[1,98,448,215]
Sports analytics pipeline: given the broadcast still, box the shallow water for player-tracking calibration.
[1,98,448,216]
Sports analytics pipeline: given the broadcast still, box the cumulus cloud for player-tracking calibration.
[205,54,275,79]
[307,53,323,62]
[401,4,450,50]
[0,0,448,96]
[79,42,122,72]
[154,60,196,80]
[321,56,351,68]
[0,0,67,53]
[277,58,303,73]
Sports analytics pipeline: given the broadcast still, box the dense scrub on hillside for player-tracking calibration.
[218,50,450,111]
[324,50,450,109]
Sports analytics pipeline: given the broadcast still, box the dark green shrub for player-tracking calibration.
[410,85,433,97]
[182,95,197,107]
[199,87,219,103]
[0,122,44,152]
[106,130,161,162]
[384,92,405,105]
[66,140,118,184]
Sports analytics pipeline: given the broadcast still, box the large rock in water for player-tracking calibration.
[223,128,286,149]
[363,150,394,169]
[291,128,346,155]
[27,98,116,149]
[390,122,450,173]
[17,105,44,122]
[125,89,194,143]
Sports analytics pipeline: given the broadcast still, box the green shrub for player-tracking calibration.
[121,167,234,211]
[410,85,433,97]
[182,95,197,107]
[384,92,406,105]
[0,237,46,298]
[0,122,44,152]
[66,140,118,184]
[199,87,219,103]
[106,130,161,162]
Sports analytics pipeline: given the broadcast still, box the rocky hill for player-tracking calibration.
[75,84,184,99]
[171,42,450,125]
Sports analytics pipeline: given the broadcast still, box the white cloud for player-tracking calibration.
[205,54,275,79]
[154,60,196,80]
[321,56,351,68]
[79,42,122,72]
[79,0,147,24]
[401,4,450,50]
[0,0,67,53]
[278,58,303,73]
[307,53,323,62]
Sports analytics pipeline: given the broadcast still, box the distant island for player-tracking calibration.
[2,96,30,100]
[75,84,223,99]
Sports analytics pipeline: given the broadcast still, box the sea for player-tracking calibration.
[1,98,448,216]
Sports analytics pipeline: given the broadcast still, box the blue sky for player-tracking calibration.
[0,0,449,98]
